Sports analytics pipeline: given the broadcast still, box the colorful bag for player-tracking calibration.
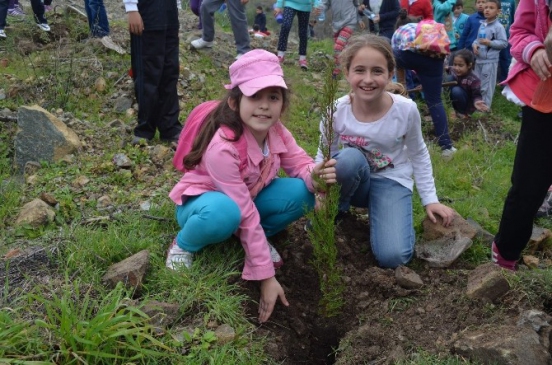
[173,100,248,173]
[410,20,451,56]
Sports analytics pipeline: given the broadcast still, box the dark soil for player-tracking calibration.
[242,214,548,364]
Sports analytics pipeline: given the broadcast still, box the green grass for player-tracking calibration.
[0,12,549,365]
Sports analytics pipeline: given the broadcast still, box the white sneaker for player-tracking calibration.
[191,38,213,49]
[37,23,50,32]
[268,241,283,269]
[165,239,194,270]
[0,30,6,38]
[441,146,457,160]
[101,36,126,54]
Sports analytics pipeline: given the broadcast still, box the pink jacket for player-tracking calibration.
[169,122,316,281]
[503,0,550,103]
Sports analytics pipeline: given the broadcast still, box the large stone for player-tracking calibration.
[422,213,478,241]
[141,300,180,328]
[415,236,472,268]
[394,266,423,289]
[15,198,56,228]
[466,263,510,301]
[102,250,149,290]
[215,324,236,344]
[453,325,550,365]
[14,105,81,172]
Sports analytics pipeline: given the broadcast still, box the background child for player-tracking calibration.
[316,34,454,268]
[124,0,182,145]
[457,0,485,51]
[361,0,400,40]
[191,0,251,59]
[7,0,24,17]
[452,0,469,42]
[472,0,507,108]
[85,0,125,54]
[433,0,457,52]
[492,0,552,270]
[399,0,433,21]
[447,49,489,118]
[274,0,314,69]
[167,50,337,323]
[254,5,268,33]
[496,0,516,83]
[316,0,364,76]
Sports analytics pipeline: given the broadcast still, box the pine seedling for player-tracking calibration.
[306,64,345,317]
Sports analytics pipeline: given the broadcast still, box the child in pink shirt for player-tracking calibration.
[167,49,337,323]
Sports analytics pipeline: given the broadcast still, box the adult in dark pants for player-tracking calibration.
[492,0,552,271]
[123,0,182,145]
[362,0,400,40]
[30,0,49,31]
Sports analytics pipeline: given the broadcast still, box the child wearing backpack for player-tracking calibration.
[168,49,337,323]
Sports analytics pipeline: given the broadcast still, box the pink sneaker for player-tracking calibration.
[277,55,285,63]
[299,59,308,70]
[491,242,517,271]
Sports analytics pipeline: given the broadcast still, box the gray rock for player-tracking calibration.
[112,153,132,169]
[14,105,82,173]
[215,324,236,344]
[415,236,472,268]
[141,300,180,328]
[102,250,149,289]
[466,217,495,245]
[113,96,133,113]
[453,324,550,365]
[466,263,510,301]
[395,266,423,289]
[422,213,478,241]
[15,198,56,228]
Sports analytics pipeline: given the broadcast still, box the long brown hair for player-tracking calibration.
[183,86,290,170]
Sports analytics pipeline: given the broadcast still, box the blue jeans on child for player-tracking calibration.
[450,85,469,115]
[84,0,109,37]
[175,178,314,252]
[335,148,415,268]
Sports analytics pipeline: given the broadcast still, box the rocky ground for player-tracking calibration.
[3,1,552,364]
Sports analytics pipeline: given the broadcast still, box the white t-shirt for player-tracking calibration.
[315,93,439,206]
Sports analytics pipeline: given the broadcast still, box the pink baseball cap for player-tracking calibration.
[224,49,288,96]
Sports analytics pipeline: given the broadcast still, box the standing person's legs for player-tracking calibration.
[131,30,165,140]
[498,45,511,84]
[277,7,296,53]
[226,0,250,56]
[175,192,241,252]
[254,178,315,237]
[396,50,452,149]
[296,10,310,56]
[155,27,181,141]
[84,0,109,37]
[333,26,354,75]
[189,0,202,28]
[494,107,552,260]
[199,0,223,42]
[368,177,414,268]
[7,0,13,9]
[0,0,7,30]
[29,0,46,24]
[483,63,497,107]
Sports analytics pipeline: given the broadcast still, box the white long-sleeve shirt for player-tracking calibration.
[315,93,439,206]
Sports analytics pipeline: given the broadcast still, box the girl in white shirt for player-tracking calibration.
[315,34,454,267]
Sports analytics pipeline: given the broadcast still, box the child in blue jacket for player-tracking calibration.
[457,0,485,50]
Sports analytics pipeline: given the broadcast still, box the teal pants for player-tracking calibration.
[175,178,314,252]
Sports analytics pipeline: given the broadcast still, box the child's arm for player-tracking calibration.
[487,25,508,50]
[123,0,143,35]
[469,76,489,111]
[509,0,544,67]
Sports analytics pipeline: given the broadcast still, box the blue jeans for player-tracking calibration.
[175,178,314,252]
[335,148,415,268]
[394,50,452,150]
[450,85,469,115]
[84,0,109,37]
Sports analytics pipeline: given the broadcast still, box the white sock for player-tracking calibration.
[278,51,285,57]
[299,55,306,61]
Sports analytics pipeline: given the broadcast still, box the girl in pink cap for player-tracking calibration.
[167,49,337,323]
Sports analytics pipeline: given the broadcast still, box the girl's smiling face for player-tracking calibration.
[344,46,393,106]
[452,56,471,77]
[236,87,284,144]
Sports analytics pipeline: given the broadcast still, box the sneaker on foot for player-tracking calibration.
[191,38,213,49]
[37,23,50,31]
[101,36,126,54]
[277,55,285,63]
[166,239,194,270]
[7,8,25,17]
[268,241,283,269]
[131,136,150,146]
[299,59,308,70]
[0,30,5,38]
[441,146,457,160]
[491,242,517,271]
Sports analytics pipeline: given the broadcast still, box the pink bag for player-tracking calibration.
[411,20,451,57]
